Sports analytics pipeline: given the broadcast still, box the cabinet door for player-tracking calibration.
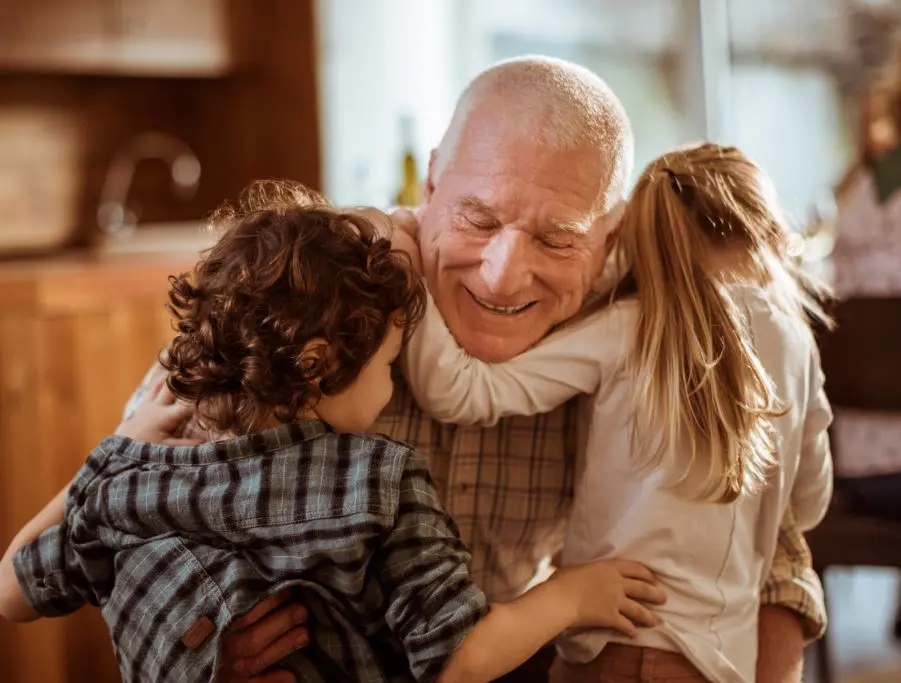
[0,0,113,71]
[0,0,233,76]
[111,0,234,76]
[0,302,176,683]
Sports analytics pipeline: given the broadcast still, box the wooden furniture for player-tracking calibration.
[0,0,321,255]
[0,3,322,679]
[0,0,236,76]
[808,297,901,683]
[0,252,196,683]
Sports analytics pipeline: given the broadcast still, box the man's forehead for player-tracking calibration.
[449,128,604,188]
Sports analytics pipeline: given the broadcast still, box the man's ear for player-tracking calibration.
[604,197,627,229]
[605,222,624,252]
[423,149,438,204]
[592,199,626,275]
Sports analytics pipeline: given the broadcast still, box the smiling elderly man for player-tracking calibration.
[125,57,825,683]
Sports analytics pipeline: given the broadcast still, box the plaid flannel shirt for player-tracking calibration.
[376,377,827,639]
[126,360,827,639]
[14,421,487,683]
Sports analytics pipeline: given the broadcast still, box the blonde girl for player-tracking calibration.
[400,142,834,683]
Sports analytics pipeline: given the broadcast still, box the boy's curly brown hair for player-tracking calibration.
[161,180,426,435]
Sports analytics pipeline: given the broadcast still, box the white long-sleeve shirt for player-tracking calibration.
[402,285,833,683]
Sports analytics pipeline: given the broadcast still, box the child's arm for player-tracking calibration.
[438,559,664,683]
[403,295,635,427]
[383,203,602,427]
[1,383,197,623]
[384,203,603,427]
[0,484,70,622]
[386,203,621,426]
[384,207,601,426]
[791,348,835,530]
[379,452,665,683]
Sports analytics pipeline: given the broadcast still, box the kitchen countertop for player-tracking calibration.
[0,220,217,314]
[0,249,199,314]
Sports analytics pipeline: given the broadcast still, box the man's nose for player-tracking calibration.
[479,229,534,297]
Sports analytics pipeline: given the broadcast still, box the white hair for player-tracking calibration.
[435,55,635,213]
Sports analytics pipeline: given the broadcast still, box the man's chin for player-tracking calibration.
[454,331,538,363]
[439,293,549,361]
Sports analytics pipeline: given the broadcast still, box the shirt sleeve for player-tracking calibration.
[758,347,833,642]
[792,347,834,531]
[378,451,489,682]
[759,505,828,641]
[402,290,631,427]
[12,447,115,618]
[12,524,92,617]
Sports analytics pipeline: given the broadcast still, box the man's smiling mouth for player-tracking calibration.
[466,288,537,315]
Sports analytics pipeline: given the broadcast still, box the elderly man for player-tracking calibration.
[128,57,825,683]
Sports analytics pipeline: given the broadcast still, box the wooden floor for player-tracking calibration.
[805,568,901,683]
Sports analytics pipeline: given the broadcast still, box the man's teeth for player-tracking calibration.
[472,294,533,314]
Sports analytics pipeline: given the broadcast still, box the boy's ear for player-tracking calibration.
[298,338,330,382]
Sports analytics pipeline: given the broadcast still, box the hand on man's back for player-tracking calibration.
[388,206,420,238]
[114,372,200,446]
[218,590,309,683]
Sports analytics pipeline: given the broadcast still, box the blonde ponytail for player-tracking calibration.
[616,146,793,503]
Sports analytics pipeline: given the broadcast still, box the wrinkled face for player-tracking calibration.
[311,324,403,433]
[418,119,610,362]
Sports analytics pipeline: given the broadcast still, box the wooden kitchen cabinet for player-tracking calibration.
[111,0,235,76]
[0,253,194,683]
[0,0,111,72]
[0,0,235,75]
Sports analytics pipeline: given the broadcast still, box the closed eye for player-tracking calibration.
[455,196,502,233]
[540,233,575,250]
[458,214,500,232]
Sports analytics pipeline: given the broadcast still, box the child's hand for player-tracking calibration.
[115,374,201,446]
[388,206,420,238]
[386,206,422,274]
[391,227,423,274]
[552,559,666,637]
[348,206,423,274]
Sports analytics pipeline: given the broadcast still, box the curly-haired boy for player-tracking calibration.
[1,182,663,683]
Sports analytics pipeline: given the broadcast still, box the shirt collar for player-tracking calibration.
[106,419,333,465]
